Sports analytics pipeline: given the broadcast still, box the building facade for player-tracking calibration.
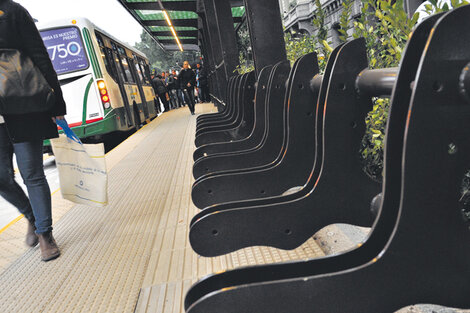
[281,0,362,47]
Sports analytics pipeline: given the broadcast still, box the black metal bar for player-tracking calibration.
[199,17,220,100]
[243,0,287,76]
[201,17,219,100]
[202,0,228,102]
[234,14,247,33]
[356,67,399,97]
[143,19,198,27]
[163,44,199,51]
[152,30,198,37]
[212,0,239,81]
[159,39,198,44]
[200,11,225,101]
[310,74,322,95]
[215,60,225,70]
[310,68,399,97]
[230,0,244,6]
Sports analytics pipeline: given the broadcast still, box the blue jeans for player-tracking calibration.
[0,124,52,234]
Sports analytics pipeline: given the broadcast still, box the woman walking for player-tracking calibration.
[0,0,66,261]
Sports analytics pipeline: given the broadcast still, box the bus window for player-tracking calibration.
[110,42,126,83]
[115,46,134,84]
[114,55,127,83]
[111,42,132,84]
[139,59,150,86]
[96,33,117,81]
[120,56,135,84]
[143,63,153,85]
[133,55,144,84]
[104,47,118,81]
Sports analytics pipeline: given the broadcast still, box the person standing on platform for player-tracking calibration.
[0,0,64,261]
[196,63,210,103]
[167,71,179,109]
[152,75,170,112]
[150,73,161,114]
[173,69,185,108]
[178,61,197,115]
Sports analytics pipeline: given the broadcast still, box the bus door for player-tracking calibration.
[129,56,149,120]
[106,47,134,127]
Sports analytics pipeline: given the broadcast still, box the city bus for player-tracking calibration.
[38,18,159,148]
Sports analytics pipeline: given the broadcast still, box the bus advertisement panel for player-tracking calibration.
[40,27,89,75]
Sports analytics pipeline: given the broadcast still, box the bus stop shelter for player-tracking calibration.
[118,0,288,105]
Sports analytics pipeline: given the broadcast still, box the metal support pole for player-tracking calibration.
[199,18,220,100]
[200,11,225,102]
[212,0,239,79]
[243,0,287,76]
[202,0,228,102]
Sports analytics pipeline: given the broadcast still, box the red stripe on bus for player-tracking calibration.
[86,117,103,124]
[57,121,82,130]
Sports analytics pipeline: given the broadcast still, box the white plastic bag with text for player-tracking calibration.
[51,135,108,207]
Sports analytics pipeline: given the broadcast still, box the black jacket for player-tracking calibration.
[167,74,176,90]
[178,68,196,90]
[197,66,208,86]
[0,0,66,143]
[152,77,167,95]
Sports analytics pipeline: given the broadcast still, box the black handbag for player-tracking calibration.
[0,49,55,114]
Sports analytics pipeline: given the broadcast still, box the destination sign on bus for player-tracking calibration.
[40,27,89,75]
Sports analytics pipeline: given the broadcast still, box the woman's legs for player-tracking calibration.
[13,139,52,234]
[0,125,35,223]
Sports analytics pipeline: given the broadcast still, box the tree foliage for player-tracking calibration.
[338,0,353,43]
[352,0,419,180]
[352,0,467,180]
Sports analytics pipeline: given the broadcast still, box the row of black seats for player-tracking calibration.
[187,6,470,313]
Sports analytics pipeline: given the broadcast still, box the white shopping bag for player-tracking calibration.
[50,120,108,207]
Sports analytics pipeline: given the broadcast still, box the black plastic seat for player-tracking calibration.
[196,77,236,124]
[190,38,381,254]
[195,72,256,147]
[185,9,470,312]
[188,44,342,230]
[196,76,235,124]
[192,63,290,177]
[192,64,275,162]
[191,53,320,209]
[196,75,244,133]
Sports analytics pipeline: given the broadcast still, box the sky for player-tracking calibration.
[16,0,145,46]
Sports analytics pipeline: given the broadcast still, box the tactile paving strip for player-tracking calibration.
[0,103,324,313]
[0,106,208,313]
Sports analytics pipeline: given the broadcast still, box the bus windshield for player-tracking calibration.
[40,26,89,75]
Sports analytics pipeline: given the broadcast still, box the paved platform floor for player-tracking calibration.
[0,103,467,313]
